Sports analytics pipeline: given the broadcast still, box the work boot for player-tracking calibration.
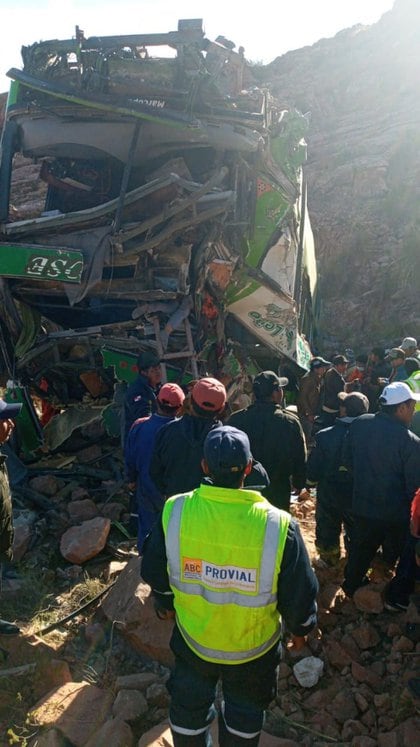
[0,619,21,636]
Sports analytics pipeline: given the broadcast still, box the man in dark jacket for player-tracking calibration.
[0,398,23,636]
[320,354,348,426]
[363,347,391,411]
[342,382,420,597]
[307,391,369,566]
[150,378,227,498]
[123,350,162,445]
[228,371,306,511]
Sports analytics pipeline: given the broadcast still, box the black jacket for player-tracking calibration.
[228,402,306,508]
[150,415,269,499]
[307,417,355,506]
[150,415,222,497]
[344,412,420,523]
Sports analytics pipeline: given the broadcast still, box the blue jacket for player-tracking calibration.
[123,373,158,444]
[125,413,177,512]
[345,412,420,523]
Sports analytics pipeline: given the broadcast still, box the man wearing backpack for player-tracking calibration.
[306,391,369,566]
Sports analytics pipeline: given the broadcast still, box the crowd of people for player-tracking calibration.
[1,335,419,745]
[120,336,420,745]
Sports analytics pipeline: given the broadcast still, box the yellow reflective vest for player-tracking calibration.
[162,483,290,665]
[406,371,420,412]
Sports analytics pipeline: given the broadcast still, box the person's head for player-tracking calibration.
[310,357,332,378]
[338,391,369,418]
[332,354,349,374]
[386,348,405,369]
[405,357,420,378]
[137,351,162,387]
[379,382,420,425]
[191,377,226,419]
[355,353,368,369]
[156,382,185,417]
[371,347,386,363]
[400,337,417,357]
[202,425,252,488]
[252,371,288,404]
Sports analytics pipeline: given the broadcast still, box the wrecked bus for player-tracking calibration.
[0,20,317,453]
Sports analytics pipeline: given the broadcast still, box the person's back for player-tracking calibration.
[125,382,185,551]
[150,413,221,497]
[229,401,306,509]
[348,411,420,523]
[307,392,369,565]
[150,377,227,498]
[342,382,420,597]
[142,425,318,747]
[308,419,353,497]
[228,371,306,510]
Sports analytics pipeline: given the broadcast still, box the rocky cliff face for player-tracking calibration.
[263,0,420,350]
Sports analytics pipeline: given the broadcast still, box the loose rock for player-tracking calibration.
[60,516,111,563]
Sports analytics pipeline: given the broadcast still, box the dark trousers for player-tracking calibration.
[387,535,420,605]
[168,630,280,746]
[343,516,408,596]
[262,484,291,512]
[315,483,353,556]
[137,506,159,554]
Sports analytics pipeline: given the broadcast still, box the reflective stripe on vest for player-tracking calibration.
[407,372,420,393]
[177,620,282,663]
[166,495,280,607]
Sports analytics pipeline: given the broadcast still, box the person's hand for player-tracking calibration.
[0,419,14,445]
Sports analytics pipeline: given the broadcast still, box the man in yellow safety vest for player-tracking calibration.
[142,426,318,746]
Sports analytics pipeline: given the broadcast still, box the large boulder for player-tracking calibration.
[101,557,174,666]
[30,682,113,747]
[60,516,111,563]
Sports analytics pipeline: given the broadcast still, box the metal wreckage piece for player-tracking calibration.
[0,19,318,454]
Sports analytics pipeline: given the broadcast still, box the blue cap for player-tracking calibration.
[0,398,22,421]
[203,426,252,474]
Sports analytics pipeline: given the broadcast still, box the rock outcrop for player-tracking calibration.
[264,0,420,348]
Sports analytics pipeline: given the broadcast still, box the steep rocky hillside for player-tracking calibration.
[263,0,420,349]
[1,1,419,352]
